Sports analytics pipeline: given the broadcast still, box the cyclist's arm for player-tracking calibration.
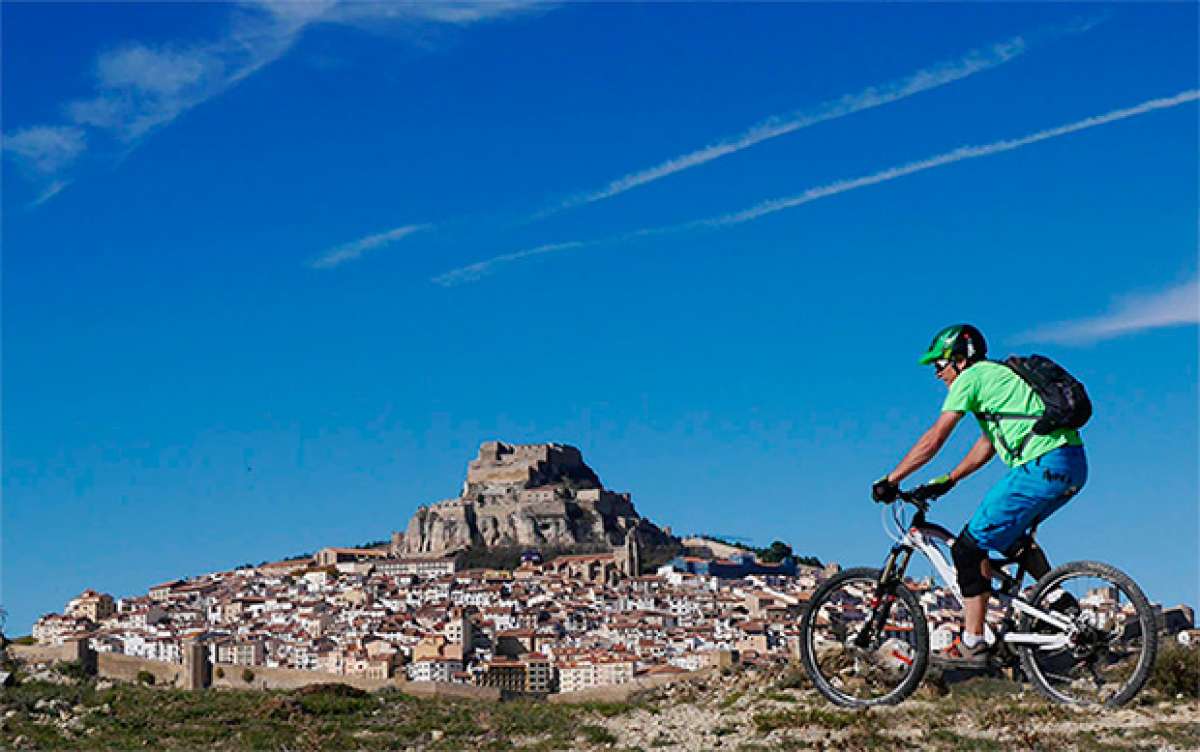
[948,434,995,483]
[886,411,963,482]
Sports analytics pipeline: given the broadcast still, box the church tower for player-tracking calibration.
[617,530,640,577]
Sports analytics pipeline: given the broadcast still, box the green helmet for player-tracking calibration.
[918,324,987,366]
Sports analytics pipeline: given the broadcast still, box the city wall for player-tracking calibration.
[402,681,501,702]
[210,664,499,699]
[8,641,498,701]
[548,667,715,704]
[211,663,393,692]
[8,642,84,665]
[97,651,186,688]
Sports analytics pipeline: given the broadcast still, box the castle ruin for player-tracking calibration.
[397,441,670,572]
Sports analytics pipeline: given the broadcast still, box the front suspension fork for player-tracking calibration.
[853,545,913,649]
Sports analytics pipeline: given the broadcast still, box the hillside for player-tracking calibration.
[3,648,1196,751]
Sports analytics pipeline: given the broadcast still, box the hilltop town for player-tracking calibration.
[22,442,1198,698]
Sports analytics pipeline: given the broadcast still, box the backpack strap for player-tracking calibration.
[975,412,1039,461]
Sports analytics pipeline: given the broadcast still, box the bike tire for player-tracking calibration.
[799,567,930,708]
[1018,560,1158,707]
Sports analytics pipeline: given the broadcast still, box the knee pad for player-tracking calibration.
[951,529,991,597]
[1004,536,1051,580]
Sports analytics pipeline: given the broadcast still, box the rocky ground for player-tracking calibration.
[1,649,1197,750]
[598,665,1199,751]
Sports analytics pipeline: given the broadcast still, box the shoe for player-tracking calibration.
[935,635,991,667]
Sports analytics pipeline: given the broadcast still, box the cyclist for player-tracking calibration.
[870,324,1088,664]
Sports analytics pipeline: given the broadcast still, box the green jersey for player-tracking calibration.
[942,361,1083,467]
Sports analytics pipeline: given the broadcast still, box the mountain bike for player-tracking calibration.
[798,488,1158,708]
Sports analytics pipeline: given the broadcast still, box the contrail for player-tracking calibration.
[704,90,1200,227]
[432,241,585,286]
[433,90,1198,285]
[544,21,1102,216]
[309,223,431,269]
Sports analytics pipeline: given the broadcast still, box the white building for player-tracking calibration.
[557,662,595,693]
[407,658,462,683]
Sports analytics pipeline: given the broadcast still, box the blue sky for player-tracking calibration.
[3,2,1197,633]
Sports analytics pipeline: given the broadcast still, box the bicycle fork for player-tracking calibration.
[853,544,914,649]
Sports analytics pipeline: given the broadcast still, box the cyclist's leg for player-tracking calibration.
[952,449,1086,646]
[966,445,1088,556]
[956,465,1043,640]
[1027,445,1088,530]
[1005,533,1051,580]
[954,470,1018,606]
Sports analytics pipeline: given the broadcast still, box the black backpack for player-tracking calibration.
[1001,354,1093,435]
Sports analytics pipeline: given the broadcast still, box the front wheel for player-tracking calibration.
[1018,560,1158,707]
[799,567,930,707]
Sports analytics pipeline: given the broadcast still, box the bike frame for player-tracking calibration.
[873,499,1074,650]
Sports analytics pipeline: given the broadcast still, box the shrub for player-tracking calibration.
[242,668,255,684]
[1152,642,1200,699]
[53,660,90,681]
[579,725,617,745]
[136,670,156,686]
[297,684,373,716]
[773,667,811,690]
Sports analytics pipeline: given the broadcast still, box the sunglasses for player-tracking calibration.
[933,359,953,374]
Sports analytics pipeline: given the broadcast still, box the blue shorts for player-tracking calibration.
[967,445,1088,553]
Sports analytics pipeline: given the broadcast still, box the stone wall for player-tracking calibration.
[8,642,499,701]
[8,642,83,665]
[211,663,394,691]
[208,663,501,700]
[9,640,198,688]
[548,668,713,704]
[402,681,501,702]
[97,652,187,688]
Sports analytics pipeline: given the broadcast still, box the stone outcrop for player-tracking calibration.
[400,441,672,558]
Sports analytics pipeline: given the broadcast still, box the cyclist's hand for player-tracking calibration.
[871,476,899,503]
[912,474,956,501]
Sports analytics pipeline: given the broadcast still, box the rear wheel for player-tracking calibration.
[1018,561,1158,707]
[800,567,930,707]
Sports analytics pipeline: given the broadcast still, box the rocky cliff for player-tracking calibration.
[400,441,673,557]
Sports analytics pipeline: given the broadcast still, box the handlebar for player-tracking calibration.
[877,489,936,545]
[881,489,932,528]
[894,489,931,511]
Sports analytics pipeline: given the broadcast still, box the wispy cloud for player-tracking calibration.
[1016,278,1199,344]
[2,126,87,175]
[432,241,585,286]
[29,180,72,208]
[309,224,432,269]
[700,90,1200,227]
[3,1,542,202]
[67,44,237,142]
[435,90,1199,285]
[544,21,1101,216]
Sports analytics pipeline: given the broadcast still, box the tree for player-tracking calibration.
[760,540,793,563]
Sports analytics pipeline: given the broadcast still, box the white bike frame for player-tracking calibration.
[881,501,1074,650]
